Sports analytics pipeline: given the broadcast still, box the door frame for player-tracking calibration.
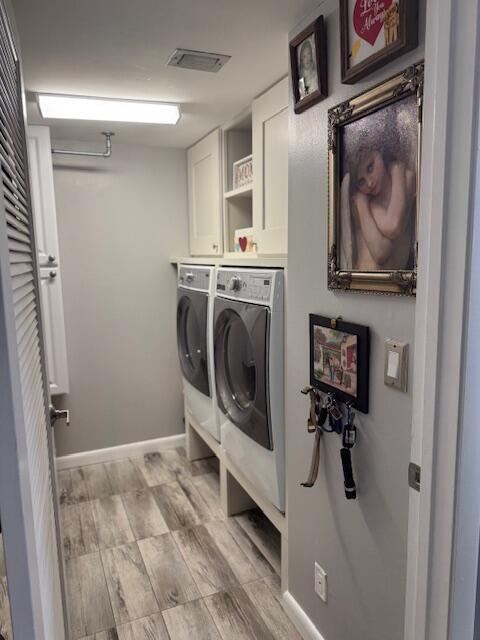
[404,1,480,638]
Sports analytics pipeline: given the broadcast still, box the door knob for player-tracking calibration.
[49,405,70,426]
[48,255,56,263]
[49,271,57,279]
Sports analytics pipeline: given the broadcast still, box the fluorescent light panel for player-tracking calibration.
[38,94,180,125]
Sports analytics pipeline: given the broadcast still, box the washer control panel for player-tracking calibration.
[178,265,212,292]
[216,269,283,308]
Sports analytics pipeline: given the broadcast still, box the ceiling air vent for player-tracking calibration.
[167,48,230,73]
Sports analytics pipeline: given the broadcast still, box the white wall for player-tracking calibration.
[52,141,188,456]
[286,2,425,640]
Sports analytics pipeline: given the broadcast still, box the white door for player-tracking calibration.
[252,77,288,255]
[187,128,222,256]
[0,2,67,638]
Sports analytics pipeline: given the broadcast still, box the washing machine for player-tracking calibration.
[177,264,219,441]
[214,267,285,511]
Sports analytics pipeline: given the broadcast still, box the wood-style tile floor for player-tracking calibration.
[58,447,300,640]
[0,537,12,640]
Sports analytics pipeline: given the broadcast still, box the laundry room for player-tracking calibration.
[2,1,480,640]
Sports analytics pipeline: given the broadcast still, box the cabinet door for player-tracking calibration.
[28,126,60,266]
[252,77,288,255]
[28,125,70,396]
[39,267,69,395]
[187,128,222,255]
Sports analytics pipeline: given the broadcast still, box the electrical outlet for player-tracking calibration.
[314,562,327,602]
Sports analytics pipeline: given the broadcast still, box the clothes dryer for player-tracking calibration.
[177,264,219,441]
[214,268,285,511]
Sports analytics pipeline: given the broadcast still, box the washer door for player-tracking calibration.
[177,288,210,397]
[214,297,272,450]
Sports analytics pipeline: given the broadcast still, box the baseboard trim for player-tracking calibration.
[283,591,326,640]
[56,433,186,470]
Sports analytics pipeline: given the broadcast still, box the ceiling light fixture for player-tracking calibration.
[37,94,181,125]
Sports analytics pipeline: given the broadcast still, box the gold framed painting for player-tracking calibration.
[328,62,423,296]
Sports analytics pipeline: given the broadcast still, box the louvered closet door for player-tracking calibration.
[0,2,66,639]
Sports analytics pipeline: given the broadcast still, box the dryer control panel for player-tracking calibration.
[216,268,284,310]
[178,265,213,293]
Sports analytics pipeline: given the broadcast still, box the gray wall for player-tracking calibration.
[52,141,188,456]
[286,2,425,640]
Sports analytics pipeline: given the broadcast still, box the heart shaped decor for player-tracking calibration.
[239,237,248,252]
[353,0,393,47]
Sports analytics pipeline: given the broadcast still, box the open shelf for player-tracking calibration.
[222,109,254,255]
[224,184,253,200]
[222,251,258,261]
[169,255,287,268]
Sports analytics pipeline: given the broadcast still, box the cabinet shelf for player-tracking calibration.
[222,251,258,261]
[224,184,253,200]
[170,255,287,268]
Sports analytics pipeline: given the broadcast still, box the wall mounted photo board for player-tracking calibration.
[328,62,423,296]
[309,315,369,413]
[289,16,328,114]
[340,0,418,84]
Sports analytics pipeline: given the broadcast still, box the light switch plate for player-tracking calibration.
[384,339,408,391]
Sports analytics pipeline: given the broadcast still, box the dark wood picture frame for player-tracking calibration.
[309,314,370,413]
[289,16,328,114]
[340,0,418,84]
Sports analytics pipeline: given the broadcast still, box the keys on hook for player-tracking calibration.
[301,387,359,500]
[325,394,342,421]
[301,388,350,435]
[316,396,328,428]
[326,394,343,434]
[342,404,357,448]
[318,406,328,428]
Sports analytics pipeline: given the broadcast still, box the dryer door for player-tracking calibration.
[214,297,272,450]
[177,288,210,397]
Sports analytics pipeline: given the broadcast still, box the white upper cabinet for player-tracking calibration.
[28,125,69,395]
[187,128,222,256]
[252,77,289,255]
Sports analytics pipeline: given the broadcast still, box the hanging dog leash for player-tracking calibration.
[340,404,357,500]
[300,386,325,487]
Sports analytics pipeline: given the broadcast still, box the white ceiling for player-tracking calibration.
[12,0,319,148]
